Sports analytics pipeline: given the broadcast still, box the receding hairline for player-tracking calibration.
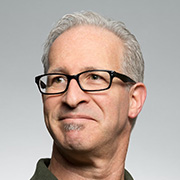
[48,24,126,72]
[42,11,144,82]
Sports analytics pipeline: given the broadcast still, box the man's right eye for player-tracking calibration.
[52,76,66,84]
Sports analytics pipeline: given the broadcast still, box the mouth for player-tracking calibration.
[59,114,96,122]
[58,114,96,132]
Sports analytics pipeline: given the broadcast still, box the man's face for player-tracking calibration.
[43,26,132,153]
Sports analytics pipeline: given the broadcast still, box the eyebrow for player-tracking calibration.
[50,67,67,73]
[49,66,102,74]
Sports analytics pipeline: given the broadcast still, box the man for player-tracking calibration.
[31,11,146,180]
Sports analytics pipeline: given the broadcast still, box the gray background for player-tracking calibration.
[0,0,179,179]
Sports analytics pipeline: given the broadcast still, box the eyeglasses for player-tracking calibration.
[35,69,136,95]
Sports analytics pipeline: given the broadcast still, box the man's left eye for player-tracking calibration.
[90,74,101,80]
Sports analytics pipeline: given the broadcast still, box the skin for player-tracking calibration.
[42,25,146,180]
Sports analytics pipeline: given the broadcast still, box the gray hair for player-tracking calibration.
[42,11,144,82]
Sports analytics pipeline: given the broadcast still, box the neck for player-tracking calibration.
[48,132,131,180]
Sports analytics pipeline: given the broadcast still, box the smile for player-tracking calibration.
[59,114,96,122]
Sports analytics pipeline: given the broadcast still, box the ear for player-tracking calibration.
[128,83,147,119]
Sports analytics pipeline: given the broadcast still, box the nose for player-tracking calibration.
[61,79,90,108]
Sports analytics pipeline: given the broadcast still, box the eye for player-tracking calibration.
[47,75,67,87]
[80,71,110,87]
[85,72,107,83]
[90,74,102,80]
[52,76,66,84]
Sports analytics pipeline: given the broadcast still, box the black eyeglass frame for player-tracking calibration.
[35,69,136,95]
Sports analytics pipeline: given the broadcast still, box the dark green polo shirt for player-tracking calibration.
[30,159,134,180]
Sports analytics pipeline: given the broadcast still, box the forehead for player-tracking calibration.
[48,25,124,73]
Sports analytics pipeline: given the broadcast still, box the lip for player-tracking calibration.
[59,114,96,122]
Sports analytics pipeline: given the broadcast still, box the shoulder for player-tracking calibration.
[30,159,57,180]
[124,169,134,180]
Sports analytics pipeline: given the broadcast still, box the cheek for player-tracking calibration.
[43,96,61,127]
[43,96,64,142]
[92,89,130,130]
[43,96,60,113]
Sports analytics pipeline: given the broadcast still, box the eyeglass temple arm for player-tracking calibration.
[113,71,136,83]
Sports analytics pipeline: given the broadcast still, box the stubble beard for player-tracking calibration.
[63,123,84,132]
